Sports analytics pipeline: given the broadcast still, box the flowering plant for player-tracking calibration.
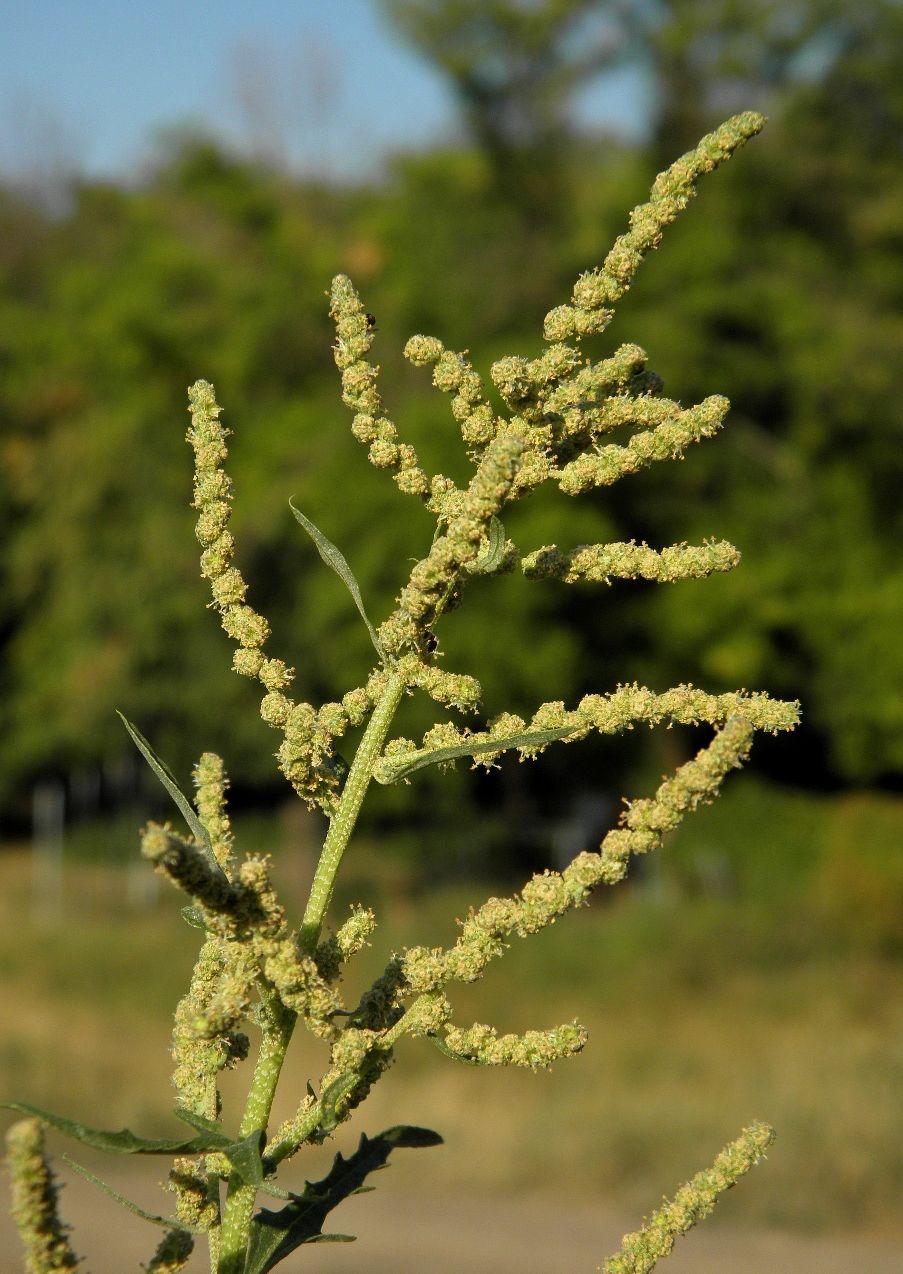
[5,111,797,1274]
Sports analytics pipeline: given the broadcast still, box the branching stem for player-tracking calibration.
[299,669,406,955]
[216,670,406,1272]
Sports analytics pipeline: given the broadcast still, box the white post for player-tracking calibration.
[32,779,65,924]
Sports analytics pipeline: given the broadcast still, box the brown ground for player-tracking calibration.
[1,1162,901,1273]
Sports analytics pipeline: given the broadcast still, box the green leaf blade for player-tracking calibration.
[245,1125,442,1274]
[374,726,572,784]
[224,1128,267,1187]
[116,713,227,882]
[1,1102,231,1155]
[290,501,387,662]
[61,1156,203,1234]
[466,515,509,575]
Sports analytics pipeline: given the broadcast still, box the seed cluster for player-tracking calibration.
[522,538,740,584]
[331,274,430,497]
[399,717,755,999]
[188,380,375,812]
[543,112,766,343]
[5,1119,81,1274]
[602,1122,776,1273]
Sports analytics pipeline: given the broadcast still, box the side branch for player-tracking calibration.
[522,539,740,585]
[602,1123,776,1273]
[402,717,757,993]
[330,275,431,498]
[374,684,799,784]
[543,111,766,343]
[557,395,729,495]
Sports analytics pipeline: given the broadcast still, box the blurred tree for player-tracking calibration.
[0,143,349,813]
[383,0,894,167]
[616,4,903,783]
[639,0,887,162]
[384,0,903,786]
[381,0,629,224]
[2,0,902,850]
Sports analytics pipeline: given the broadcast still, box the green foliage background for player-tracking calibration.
[1,0,901,840]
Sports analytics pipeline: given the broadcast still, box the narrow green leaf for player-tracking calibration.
[466,515,508,575]
[61,1156,203,1234]
[374,726,570,784]
[1,1102,231,1155]
[430,1036,485,1066]
[256,1181,295,1202]
[181,905,208,931]
[116,712,206,844]
[245,1125,441,1274]
[172,1107,223,1137]
[289,501,386,662]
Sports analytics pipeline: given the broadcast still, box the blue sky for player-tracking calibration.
[1,0,646,183]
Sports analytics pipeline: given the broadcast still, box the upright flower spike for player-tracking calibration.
[404,334,498,459]
[602,1123,776,1274]
[542,111,766,342]
[171,937,251,1118]
[5,1118,81,1274]
[381,433,522,655]
[188,380,354,811]
[330,275,430,497]
[193,751,234,872]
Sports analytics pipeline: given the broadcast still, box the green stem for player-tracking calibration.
[216,670,406,1273]
[299,670,406,954]
[217,995,294,1274]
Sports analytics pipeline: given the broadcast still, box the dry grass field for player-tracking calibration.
[1,790,902,1268]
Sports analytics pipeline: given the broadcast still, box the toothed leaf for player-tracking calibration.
[245,1126,441,1274]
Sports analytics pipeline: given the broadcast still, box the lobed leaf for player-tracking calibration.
[245,1126,442,1274]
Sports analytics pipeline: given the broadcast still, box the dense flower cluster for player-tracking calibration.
[7,111,796,1274]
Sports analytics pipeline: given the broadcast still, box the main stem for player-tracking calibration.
[216,669,405,1274]
[299,669,406,954]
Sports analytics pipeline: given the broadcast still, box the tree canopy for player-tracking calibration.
[1,0,901,827]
